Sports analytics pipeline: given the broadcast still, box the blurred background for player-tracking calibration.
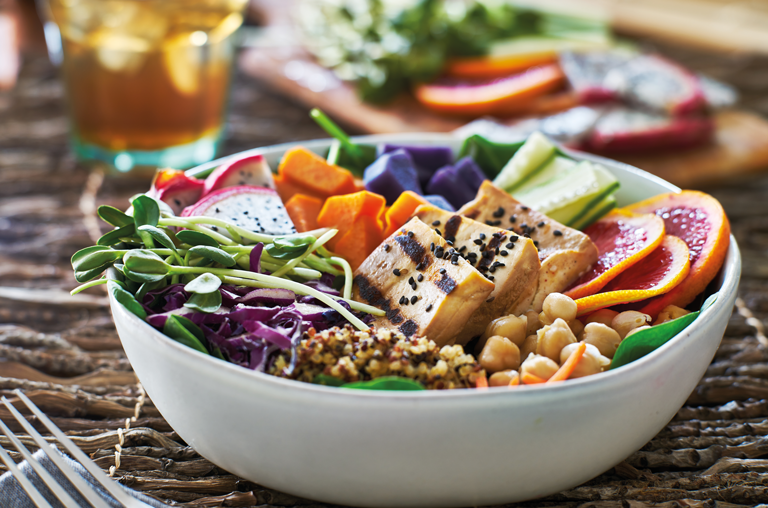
[2,0,768,183]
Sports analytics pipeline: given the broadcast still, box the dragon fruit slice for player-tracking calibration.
[182,185,296,236]
[604,54,706,116]
[559,50,633,104]
[697,74,738,109]
[202,154,275,197]
[579,107,714,154]
[148,168,205,215]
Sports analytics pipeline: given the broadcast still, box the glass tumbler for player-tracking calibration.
[43,0,248,171]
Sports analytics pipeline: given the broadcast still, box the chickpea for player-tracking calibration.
[611,311,651,339]
[569,318,585,339]
[538,311,555,327]
[489,369,518,387]
[479,336,521,373]
[520,334,538,361]
[585,308,619,327]
[582,322,622,358]
[560,342,611,378]
[524,310,541,335]
[536,318,577,363]
[543,293,578,322]
[626,325,651,338]
[520,354,559,381]
[654,305,690,325]
[482,315,528,347]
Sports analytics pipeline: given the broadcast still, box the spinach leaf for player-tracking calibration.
[457,134,524,178]
[343,376,425,391]
[611,293,719,370]
[313,374,347,387]
[163,315,209,355]
[108,281,147,320]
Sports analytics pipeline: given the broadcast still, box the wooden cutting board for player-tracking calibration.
[239,43,768,188]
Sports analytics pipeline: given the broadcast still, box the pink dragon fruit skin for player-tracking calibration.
[202,154,275,197]
[182,185,296,236]
[579,107,714,154]
[148,169,205,215]
[604,54,707,116]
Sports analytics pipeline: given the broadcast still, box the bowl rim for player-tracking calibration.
[108,133,742,400]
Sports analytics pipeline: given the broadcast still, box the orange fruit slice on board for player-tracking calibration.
[413,64,565,117]
[574,235,691,316]
[623,190,731,318]
[445,53,559,80]
[564,210,665,300]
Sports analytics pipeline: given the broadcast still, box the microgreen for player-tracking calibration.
[97,205,133,227]
[176,230,219,247]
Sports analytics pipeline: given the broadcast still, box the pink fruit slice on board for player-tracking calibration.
[565,210,665,300]
[149,168,204,215]
[579,107,714,154]
[182,185,295,236]
[202,154,275,197]
[574,235,690,316]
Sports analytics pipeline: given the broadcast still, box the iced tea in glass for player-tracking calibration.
[44,0,248,171]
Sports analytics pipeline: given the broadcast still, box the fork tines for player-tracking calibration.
[0,389,144,508]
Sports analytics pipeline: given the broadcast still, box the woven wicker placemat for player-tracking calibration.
[1,49,768,507]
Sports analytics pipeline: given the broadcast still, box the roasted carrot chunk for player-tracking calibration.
[383,191,430,237]
[277,147,357,198]
[285,194,324,233]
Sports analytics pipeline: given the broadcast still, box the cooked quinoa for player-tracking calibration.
[267,325,486,389]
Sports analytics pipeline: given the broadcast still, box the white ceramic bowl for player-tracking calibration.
[109,134,741,507]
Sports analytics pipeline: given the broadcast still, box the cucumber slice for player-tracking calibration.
[513,155,577,194]
[489,35,611,58]
[563,164,619,226]
[572,195,617,231]
[493,132,556,192]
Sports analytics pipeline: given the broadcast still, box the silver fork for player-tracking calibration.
[0,389,151,508]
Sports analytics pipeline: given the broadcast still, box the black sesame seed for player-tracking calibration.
[215,207,220,213]
[410,295,418,305]
[473,239,483,245]
[458,245,467,253]
[511,235,519,241]
[500,250,508,256]
[446,240,454,247]
[434,229,442,237]
[439,268,446,274]
[408,277,415,285]
[243,211,249,215]
[417,274,424,282]
[393,268,401,276]
[489,266,496,273]
[479,233,486,240]
[521,206,529,211]
[211,226,218,231]
[538,221,545,227]
[411,283,417,290]
[554,230,563,236]
[384,244,391,252]
[505,243,514,249]
[432,220,441,226]
[533,241,539,247]
[426,304,433,312]
[399,296,407,305]
[430,242,435,252]
[509,215,516,223]
[407,231,414,238]
[492,206,505,218]
[486,296,495,303]
[445,235,455,243]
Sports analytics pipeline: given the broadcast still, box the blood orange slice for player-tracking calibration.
[564,210,665,300]
[624,190,730,318]
[413,64,565,117]
[574,235,690,316]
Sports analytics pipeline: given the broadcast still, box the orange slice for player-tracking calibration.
[413,64,565,117]
[445,53,558,80]
[575,235,691,316]
[623,190,731,318]
[565,210,665,300]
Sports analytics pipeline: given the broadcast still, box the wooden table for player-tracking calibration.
[2,52,768,507]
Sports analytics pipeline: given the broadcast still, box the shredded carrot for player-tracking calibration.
[475,375,489,389]
[508,373,520,387]
[521,372,547,385]
[546,343,587,384]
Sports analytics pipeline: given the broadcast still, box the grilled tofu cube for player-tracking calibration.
[353,218,494,347]
[458,181,598,311]
[414,205,540,344]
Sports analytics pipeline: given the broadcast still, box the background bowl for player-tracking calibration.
[109,134,741,507]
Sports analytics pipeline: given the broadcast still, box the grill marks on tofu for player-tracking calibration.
[414,205,540,344]
[352,218,494,347]
[458,181,598,311]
